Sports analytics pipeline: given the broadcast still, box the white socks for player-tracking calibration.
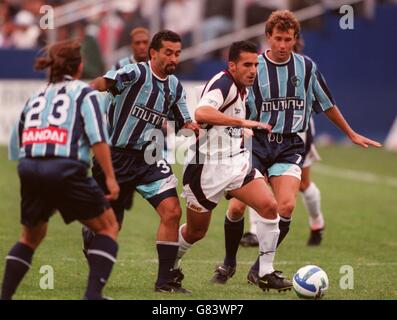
[248,207,260,235]
[301,182,324,230]
[256,215,280,277]
[174,224,192,269]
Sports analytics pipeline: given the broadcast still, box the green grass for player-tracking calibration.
[0,145,396,300]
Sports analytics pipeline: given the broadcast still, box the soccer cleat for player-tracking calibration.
[154,281,191,294]
[247,268,259,285]
[258,270,292,292]
[171,268,185,287]
[211,264,236,284]
[240,232,259,247]
[83,295,113,300]
[307,228,324,246]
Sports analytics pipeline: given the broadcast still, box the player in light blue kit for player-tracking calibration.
[213,10,381,287]
[88,30,199,293]
[1,40,119,300]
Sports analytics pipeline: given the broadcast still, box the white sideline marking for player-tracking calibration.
[313,164,397,188]
[61,256,397,267]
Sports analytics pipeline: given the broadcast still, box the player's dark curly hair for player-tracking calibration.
[265,10,300,38]
[148,30,181,59]
[35,39,82,83]
[229,41,257,62]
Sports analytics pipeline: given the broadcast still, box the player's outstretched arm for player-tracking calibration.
[90,77,116,92]
[195,106,271,131]
[325,106,382,148]
[92,142,120,200]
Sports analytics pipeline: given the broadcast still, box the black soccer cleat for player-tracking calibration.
[247,268,260,285]
[240,232,259,247]
[171,268,185,287]
[258,270,292,292]
[307,228,324,246]
[211,264,236,284]
[154,281,191,294]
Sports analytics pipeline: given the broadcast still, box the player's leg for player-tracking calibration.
[153,195,189,292]
[210,198,246,284]
[229,178,292,291]
[240,207,260,247]
[1,222,48,300]
[80,208,119,300]
[300,166,325,246]
[269,174,301,246]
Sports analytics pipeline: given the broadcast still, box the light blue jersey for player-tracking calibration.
[9,76,108,165]
[247,51,335,134]
[104,62,192,150]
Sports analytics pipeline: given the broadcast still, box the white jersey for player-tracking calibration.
[197,70,247,159]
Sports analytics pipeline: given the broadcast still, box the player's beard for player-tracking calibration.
[164,63,176,75]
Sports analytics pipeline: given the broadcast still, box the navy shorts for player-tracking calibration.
[92,147,178,224]
[18,158,109,226]
[251,131,305,179]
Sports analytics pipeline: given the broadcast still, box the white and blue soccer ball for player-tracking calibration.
[293,265,329,299]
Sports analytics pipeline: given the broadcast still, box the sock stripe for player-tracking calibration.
[6,255,31,268]
[156,241,179,246]
[279,215,291,222]
[87,249,117,263]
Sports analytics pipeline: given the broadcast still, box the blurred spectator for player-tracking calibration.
[202,0,234,43]
[116,0,148,49]
[12,10,40,48]
[246,0,290,27]
[162,0,200,47]
[74,20,104,79]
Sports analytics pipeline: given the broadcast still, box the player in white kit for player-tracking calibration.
[172,41,292,293]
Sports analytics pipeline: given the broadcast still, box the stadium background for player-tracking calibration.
[0,0,396,300]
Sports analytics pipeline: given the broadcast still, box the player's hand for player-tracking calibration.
[241,120,272,132]
[183,122,201,135]
[105,177,120,201]
[350,132,382,148]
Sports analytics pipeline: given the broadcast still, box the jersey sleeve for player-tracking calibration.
[197,88,225,111]
[103,63,141,94]
[169,81,192,132]
[80,91,109,146]
[311,64,335,113]
[8,101,28,160]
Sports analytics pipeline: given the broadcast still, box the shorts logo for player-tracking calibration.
[291,75,302,87]
[22,126,68,145]
[187,202,203,212]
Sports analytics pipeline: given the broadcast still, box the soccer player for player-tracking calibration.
[174,41,293,292]
[113,27,150,68]
[215,10,381,286]
[241,35,325,248]
[241,119,325,247]
[1,40,120,300]
[88,30,199,293]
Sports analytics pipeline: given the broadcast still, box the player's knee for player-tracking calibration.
[228,203,246,218]
[20,229,47,249]
[186,225,207,243]
[160,206,182,229]
[299,179,310,192]
[97,209,119,239]
[278,200,296,216]
[256,199,278,219]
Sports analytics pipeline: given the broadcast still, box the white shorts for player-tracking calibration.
[182,151,263,212]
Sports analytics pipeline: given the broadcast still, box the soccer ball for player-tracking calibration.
[293,265,329,299]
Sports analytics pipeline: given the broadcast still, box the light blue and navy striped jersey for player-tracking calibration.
[9,76,108,165]
[104,62,192,150]
[112,55,135,70]
[247,51,335,134]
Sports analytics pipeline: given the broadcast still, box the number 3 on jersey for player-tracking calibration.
[25,93,71,128]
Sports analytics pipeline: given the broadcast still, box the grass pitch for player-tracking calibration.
[0,145,396,300]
